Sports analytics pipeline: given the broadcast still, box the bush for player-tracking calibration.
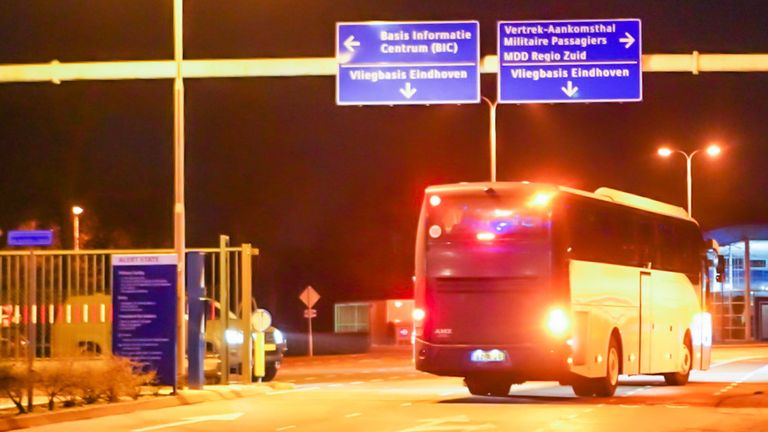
[101,356,156,402]
[0,356,160,414]
[36,360,78,410]
[0,363,30,414]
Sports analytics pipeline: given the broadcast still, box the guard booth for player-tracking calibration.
[334,299,414,345]
[707,225,768,341]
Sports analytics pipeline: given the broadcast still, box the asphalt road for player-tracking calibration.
[22,345,768,432]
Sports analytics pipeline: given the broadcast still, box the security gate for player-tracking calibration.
[0,236,256,383]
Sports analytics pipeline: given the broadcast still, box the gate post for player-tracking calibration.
[218,235,230,383]
[241,244,253,383]
[186,252,205,389]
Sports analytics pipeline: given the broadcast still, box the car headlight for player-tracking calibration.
[225,329,244,345]
[272,329,285,345]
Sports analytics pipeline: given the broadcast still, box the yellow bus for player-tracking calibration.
[413,182,714,397]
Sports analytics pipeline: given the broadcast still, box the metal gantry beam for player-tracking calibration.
[1,53,767,84]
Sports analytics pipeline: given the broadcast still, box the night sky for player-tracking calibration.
[2,1,768,331]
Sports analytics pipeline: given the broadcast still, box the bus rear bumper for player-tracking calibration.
[415,339,571,381]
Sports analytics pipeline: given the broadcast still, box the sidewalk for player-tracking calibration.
[0,381,294,431]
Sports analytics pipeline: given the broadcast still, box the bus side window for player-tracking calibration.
[637,218,655,267]
[616,212,639,266]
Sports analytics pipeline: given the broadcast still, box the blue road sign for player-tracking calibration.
[7,230,53,247]
[498,19,642,103]
[112,254,177,387]
[336,21,480,105]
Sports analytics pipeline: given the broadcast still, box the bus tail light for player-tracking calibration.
[546,308,570,337]
[413,308,425,337]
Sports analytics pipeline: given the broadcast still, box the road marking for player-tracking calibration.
[665,404,689,408]
[345,413,362,418]
[327,383,343,388]
[397,415,495,432]
[132,413,243,432]
[619,404,641,408]
[276,426,296,431]
[351,381,364,385]
[710,356,766,369]
[401,402,412,407]
[620,385,652,398]
[267,386,320,396]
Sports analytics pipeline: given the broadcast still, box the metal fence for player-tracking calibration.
[0,236,255,371]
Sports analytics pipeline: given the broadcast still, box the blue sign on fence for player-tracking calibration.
[336,21,480,105]
[498,19,642,103]
[112,254,177,387]
[7,230,54,247]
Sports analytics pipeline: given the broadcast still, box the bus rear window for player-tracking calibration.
[426,191,551,241]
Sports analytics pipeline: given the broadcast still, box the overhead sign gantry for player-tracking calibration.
[498,19,642,103]
[336,21,480,105]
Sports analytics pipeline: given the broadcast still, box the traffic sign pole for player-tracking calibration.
[299,286,320,357]
[26,251,36,413]
[307,308,313,357]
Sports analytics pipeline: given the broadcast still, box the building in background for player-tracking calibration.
[334,299,414,345]
[706,224,768,341]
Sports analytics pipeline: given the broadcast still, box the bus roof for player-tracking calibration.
[424,182,694,222]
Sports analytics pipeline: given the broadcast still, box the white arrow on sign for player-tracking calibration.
[400,82,417,99]
[133,413,243,432]
[619,32,635,49]
[561,81,578,97]
[344,35,360,52]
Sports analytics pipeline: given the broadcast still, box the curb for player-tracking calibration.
[0,381,295,431]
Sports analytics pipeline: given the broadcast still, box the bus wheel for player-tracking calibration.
[593,337,620,397]
[464,377,510,397]
[664,340,692,386]
[571,378,595,397]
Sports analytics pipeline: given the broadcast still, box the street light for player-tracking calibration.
[72,205,84,250]
[656,143,722,218]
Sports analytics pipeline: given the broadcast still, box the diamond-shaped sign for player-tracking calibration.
[299,285,320,308]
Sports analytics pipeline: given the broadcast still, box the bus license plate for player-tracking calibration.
[470,349,506,363]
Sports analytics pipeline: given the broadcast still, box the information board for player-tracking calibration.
[112,254,177,386]
[7,230,54,247]
[336,21,480,105]
[498,19,642,103]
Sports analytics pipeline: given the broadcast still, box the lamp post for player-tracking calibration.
[657,144,721,218]
[72,205,84,250]
[481,96,498,182]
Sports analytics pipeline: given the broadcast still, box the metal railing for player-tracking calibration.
[0,239,257,382]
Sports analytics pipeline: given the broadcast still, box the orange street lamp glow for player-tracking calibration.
[655,144,723,218]
[706,144,722,156]
[72,206,84,250]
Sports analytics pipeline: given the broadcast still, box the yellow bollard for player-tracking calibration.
[254,331,265,380]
